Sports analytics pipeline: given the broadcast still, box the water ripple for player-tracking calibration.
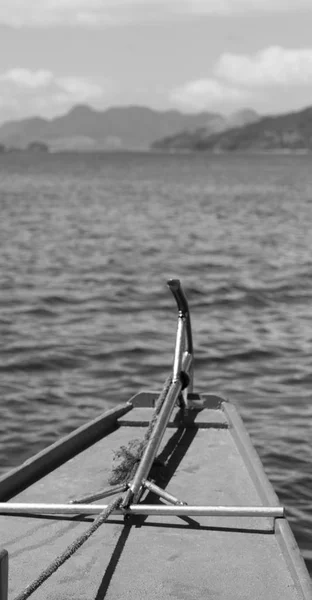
[0,152,312,570]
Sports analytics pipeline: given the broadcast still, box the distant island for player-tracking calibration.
[152,106,312,153]
[0,140,49,153]
[0,103,311,153]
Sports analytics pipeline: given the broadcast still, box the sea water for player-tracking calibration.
[0,151,311,572]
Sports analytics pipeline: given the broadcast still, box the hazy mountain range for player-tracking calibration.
[0,105,259,151]
[152,105,312,152]
[1,104,311,152]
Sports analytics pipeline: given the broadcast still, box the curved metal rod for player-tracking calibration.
[167,279,194,394]
[167,279,193,355]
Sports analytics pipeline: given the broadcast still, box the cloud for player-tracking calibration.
[0,0,112,27]
[0,69,54,88]
[178,0,312,16]
[0,68,106,121]
[170,78,249,112]
[216,47,312,86]
[1,0,151,27]
[1,0,312,27]
[170,45,312,113]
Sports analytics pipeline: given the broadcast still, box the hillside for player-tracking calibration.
[151,109,259,150]
[0,105,222,151]
[152,106,312,152]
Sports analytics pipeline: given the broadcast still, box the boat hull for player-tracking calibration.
[0,393,311,599]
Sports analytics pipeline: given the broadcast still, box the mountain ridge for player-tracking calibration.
[0,105,221,150]
[152,105,312,152]
[0,104,259,151]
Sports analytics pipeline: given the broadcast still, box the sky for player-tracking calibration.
[1,0,312,123]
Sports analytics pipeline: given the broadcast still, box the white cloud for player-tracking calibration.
[57,76,104,100]
[0,68,107,121]
[170,78,249,112]
[1,0,312,27]
[216,47,312,86]
[170,45,312,113]
[178,0,312,16]
[1,0,140,26]
[0,0,110,27]
[0,69,53,88]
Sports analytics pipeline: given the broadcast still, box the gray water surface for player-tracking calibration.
[0,151,311,571]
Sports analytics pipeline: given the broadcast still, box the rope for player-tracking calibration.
[14,496,123,600]
[108,375,172,485]
[13,375,173,600]
[143,375,173,444]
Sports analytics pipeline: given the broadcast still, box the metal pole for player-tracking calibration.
[69,484,127,505]
[126,505,284,517]
[172,316,185,382]
[122,281,193,507]
[123,375,183,505]
[123,326,192,507]
[0,503,284,518]
[123,353,192,508]
[143,480,186,505]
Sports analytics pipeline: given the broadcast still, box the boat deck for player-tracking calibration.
[0,393,311,600]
